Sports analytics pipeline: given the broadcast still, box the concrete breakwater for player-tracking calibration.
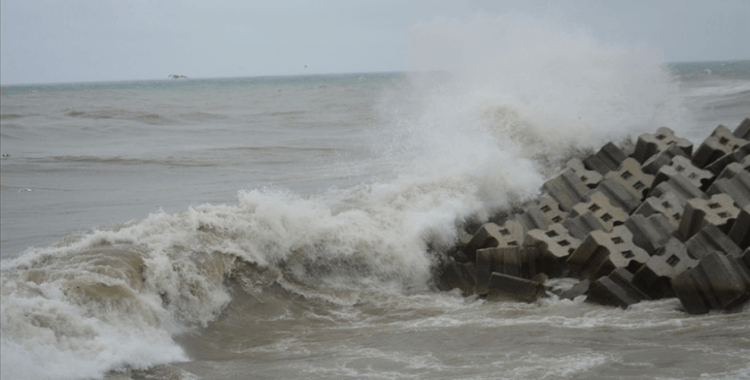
[437,117,750,314]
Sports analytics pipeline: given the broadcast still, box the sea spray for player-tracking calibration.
[0,12,699,380]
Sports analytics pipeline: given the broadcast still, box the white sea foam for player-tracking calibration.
[0,12,697,379]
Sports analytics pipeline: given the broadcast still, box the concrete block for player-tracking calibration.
[733,117,750,140]
[642,143,691,175]
[728,252,750,288]
[463,220,525,261]
[624,213,677,255]
[566,157,603,188]
[487,272,547,303]
[633,126,693,164]
[513,208,550,232]
[558,280,591,300]
[648,173,707,206]
[475,247,510,295]
[632,238,698,298]
[502,246,543,279]
[587,268,652,308]
[634,191,685,227]
[707,170,750,209]
[728,205,750,250]
[567,226,650,281]
[514,196,569,232]
[563,211,607,240]
[571,192,629,231]
[530,196,569,225]
[672,270,712,314]
[685,223,742,260]
[475,246,543,285]
[583,142,628,175]
[604,158,655,200]
[716,156,750,181]
[678,194,740,241]
[653,155,713,191]
[703,142,750,177]
[542,169,589,212]
[436,259,475,296]
[741,248,750,273]
[589,177,643,214]
[692,124,748,168]
[698,252,749,309]
[524,223,581,276]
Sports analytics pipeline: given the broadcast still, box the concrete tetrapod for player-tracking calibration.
[678,193,740,241]
[672,251,750,314]
[692,124,748,169]
[632,126,693,164]
[587,268,652,308]
[570,192,629,231]
[604,158,655,201]
[583,142,629,175]
[653,155,714,191]
[487,272,547,303]
[463,220,525,261]
[632,238,698,299]
[633,191,685,228]
[542,169,589,212]
[567,226,650,281]
[524,223,581,277]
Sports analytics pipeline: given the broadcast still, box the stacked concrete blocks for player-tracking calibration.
[587,268,652,308]
[463,220,525,261]
[715,155,750,181]
[707,170,750,209]
[653,155,714,191]
[633,191,684,227]
[623,213,676,255]
[677,193,739,240]
[513,196,569,232]
[632,238,698,299]
[566,158,603,189]
[437,118,750,314]
[604,158,655,201]
[566,226,650,281]
[524,223,581,277]
[672,251,750,314]
[583,142,628,175]
[632,126,693,164]
[692,124,748,169]
[642,143,691,175]
[542,169,588,212]
[474,246,544,295]
[570,192,629,231]
[685,224,743,261]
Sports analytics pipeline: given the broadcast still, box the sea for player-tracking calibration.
[2,32,750,380]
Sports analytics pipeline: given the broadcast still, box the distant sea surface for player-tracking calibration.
[1,58,749,380]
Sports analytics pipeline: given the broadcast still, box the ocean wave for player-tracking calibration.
[0,12,697,379]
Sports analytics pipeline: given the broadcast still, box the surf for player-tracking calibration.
[0,12,698,380]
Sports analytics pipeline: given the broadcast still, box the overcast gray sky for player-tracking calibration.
[1,0,748,85]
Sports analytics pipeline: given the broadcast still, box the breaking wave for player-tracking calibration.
[0,12,691,380]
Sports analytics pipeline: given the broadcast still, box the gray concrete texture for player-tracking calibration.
[438,119,750,314]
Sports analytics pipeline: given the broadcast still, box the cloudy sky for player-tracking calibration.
[1,0,748,85]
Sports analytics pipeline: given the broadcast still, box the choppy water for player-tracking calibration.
[2,16,750,380]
